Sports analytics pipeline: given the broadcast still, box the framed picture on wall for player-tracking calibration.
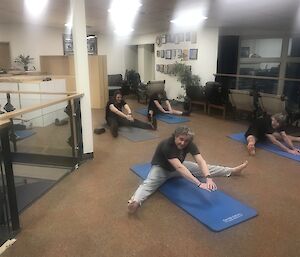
[172,49,177,59]
[189,49,198,60]
[165,49,172,59]
[63,34,73,55]
[182,49,189,61]
[191,32,197,44]
[177,49,183,58]
[87,35,97,55]
[185,32,191,41]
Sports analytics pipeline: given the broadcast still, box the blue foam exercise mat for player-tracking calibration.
[15,130,36,141]
[135,108,190,124]
[131,163,258,232]
[228,132,300,162]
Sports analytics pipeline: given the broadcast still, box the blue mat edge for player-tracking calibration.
[135,108,190,124]
[228,132,300,162]
[130,162,258,232]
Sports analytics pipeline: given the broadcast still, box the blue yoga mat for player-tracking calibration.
[15,130,36,141]
[228,132,300,162]
[131,163,257,232]
[136,108,190,124]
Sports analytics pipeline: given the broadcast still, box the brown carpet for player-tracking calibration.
[3,97,300,257]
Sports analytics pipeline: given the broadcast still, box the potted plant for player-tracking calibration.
[14,54,34,71]
[173,63,201,110]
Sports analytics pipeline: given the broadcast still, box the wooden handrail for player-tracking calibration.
[214,73,300,82]
[0,90,77,95]
[0,93,84,121]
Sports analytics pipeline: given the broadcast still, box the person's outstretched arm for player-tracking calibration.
[193,154,217,191]
[154,100,170,113]
[109,104,132,121]
[165,100,173,112]
[266,133,300,155]
[279,131,300,154]
[168,157,213,192]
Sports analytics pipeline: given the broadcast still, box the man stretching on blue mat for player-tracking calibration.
[245,113,300,156]
[106,90,156,137]
[147,90,191,124]
[128,126,248,213]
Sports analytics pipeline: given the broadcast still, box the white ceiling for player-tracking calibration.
[0,0,300,35]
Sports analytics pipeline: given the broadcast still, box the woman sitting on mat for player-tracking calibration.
[147,90,191,124]
[106,90,156,137]
[128,126,248,213]
[245,113,300,156]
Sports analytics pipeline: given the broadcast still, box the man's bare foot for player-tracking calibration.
[230,161,248,176]
[247,143,256,156]
[128,200,140,214]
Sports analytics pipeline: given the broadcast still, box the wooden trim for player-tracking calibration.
[0,93,83,120]
[0,90,77,95]
[214,73,300,82]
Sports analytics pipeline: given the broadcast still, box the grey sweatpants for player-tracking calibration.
[130,161,232,204]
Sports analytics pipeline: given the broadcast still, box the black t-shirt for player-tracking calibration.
[245,116,285,141]
[105,98,127,120]
[151,137,200,171]
[148,92,167,111]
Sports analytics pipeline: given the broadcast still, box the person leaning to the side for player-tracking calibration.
[128,126,248,213]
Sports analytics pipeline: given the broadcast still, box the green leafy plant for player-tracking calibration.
[14,54,34,71]
[173,62,200,102]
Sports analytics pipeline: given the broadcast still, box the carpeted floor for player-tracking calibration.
[2,97,300,257]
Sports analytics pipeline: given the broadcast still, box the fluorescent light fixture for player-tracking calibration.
[25,0,48,18]
[114,28,134,36]
[171,9,208,27]
[65,23,72,28]
[108,0,141,35]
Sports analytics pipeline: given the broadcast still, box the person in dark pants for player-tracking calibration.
[128,126,248,213]
[106,90,156,137]
[147,90,191,123]
[245,113,300,155]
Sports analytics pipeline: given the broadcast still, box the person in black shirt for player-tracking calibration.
[128,126,248,213]
[147,90,191,123]
[245,113,300,155]
[106,90,156,137]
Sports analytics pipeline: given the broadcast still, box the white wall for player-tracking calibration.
[155,28,219,100]
[97,35,126,75]
[124,45,138,72]
[96,28,219,99]
[0,24,64,70]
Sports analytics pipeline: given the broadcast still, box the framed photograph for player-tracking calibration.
[241,47,250,58]
[165,49,172,59]
[160,64,164,72]
[189,49,198,60]
[161,34,167,44]
[156,35,161,47]
[156,50,160,57]
[182,49,189,61]
[63,34,73,55]
[87,36,97,55]
[177,49,183,58]
[191,32,197,44]
[185,32,191,41]
[178,33,184,43]
[160,50,165,58]
[174,34,179,44]
[166,34,174,43]
[172,49,177,59]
